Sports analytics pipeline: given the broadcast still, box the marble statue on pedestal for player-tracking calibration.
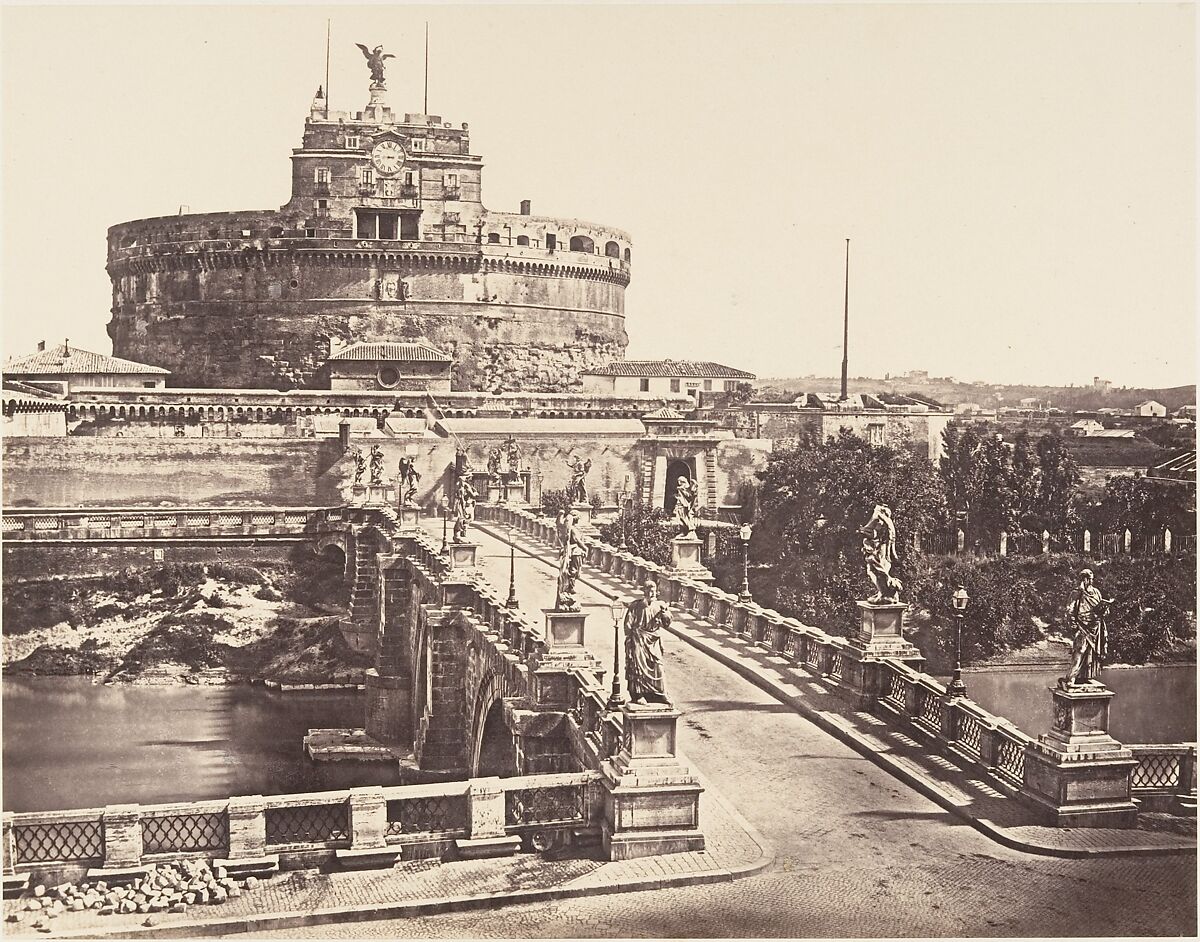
[554,510,588,611]
[504,437,522,479]
[1060,568,1112,688]
[487,447,503,486]
[566,455,591,504]
[453,475,478,542]
[351,446,366,487]
[368,444,384,486]
[673,476,699,538]
[397,456,421,506]
[623,580,671,705]
[859,503,902,604]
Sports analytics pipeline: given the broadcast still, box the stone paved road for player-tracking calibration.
[249,522,1196,938]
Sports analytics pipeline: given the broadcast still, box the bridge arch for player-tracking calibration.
[471,672,517,778]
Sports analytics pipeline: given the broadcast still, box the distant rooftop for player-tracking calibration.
[328,341,451,363]
[5,343,169,376]
[587,360,755,379]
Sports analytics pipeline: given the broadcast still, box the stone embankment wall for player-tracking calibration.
[3,428,766,510]
[2,439,346,507]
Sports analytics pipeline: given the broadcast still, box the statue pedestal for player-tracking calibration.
[350,484,367,504]
[363,484,395,506]
[448,541,479,571]
[396,505,421,530]
[852,601,922,659]
[487,481,506,504]
[669,535,714,584]
[600,704,704,861]
[362,82,393,122]
[570,503,592,527]
[839,602,924,709]
[529,610,602,706]
[1022,683,1137,828]
[504,481,527,505]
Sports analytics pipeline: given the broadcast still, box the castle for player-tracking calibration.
[106,60,631,393]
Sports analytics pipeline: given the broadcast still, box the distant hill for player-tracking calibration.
[757,376,1196,412]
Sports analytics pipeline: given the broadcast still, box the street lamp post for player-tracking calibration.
[607,599,625,710]
[439,497,449,555]
[738,523,753,603]
[618,492,628,549]
[949,585,970,697]
[505,523,519,609]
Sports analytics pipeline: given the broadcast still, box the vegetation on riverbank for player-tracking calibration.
[2,553,370,685]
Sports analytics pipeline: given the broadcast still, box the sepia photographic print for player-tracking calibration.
[1,3,1195,938]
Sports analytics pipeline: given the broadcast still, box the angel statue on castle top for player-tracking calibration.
[356,43,395,86]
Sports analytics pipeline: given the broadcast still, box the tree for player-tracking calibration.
[1033,434,1080,535]
[756,429,945,563]
[748,431,945,633]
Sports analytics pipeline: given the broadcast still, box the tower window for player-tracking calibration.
[411,139,426,152]
[315,167,330,184]
[360,167,375,186]
[345,135,360,149]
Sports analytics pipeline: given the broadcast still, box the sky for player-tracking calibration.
[1,3,1195,388]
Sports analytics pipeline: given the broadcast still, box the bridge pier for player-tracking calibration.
[1022,683,1138,827]
[600,705,704,861]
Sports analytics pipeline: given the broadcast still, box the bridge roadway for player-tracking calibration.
[259,519,1195,938]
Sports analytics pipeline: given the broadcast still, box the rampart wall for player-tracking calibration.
[106,214,631,392]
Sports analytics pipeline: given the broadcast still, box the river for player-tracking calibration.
[2,677,401,813]
[4,665,1194,814]
[958,663,1196,744]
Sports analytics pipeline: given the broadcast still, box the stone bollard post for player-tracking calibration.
[225,796,268,860]
[1,812,14,875]
[99,805,143,871]
[336,787,401,869]
[456,777,521,859]
[347,787,388,850]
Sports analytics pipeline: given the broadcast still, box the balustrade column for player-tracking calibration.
[1,813,14,875]
[100,804,143,870]
[347,786,388,849]
[456,777,521,858]
[224,796,268,862]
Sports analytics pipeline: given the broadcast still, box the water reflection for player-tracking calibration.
[2,677,400,812]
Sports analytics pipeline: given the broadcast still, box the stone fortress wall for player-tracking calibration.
[106,93,632,393]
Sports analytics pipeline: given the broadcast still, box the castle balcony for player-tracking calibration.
[356,196,421,210]
[400,184,418,198]
[314,181,331,197]
[443,186,461,201]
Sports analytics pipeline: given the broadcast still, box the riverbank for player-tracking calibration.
[2,561,370,686]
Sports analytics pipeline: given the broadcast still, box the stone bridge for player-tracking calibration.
[5,499,1194,853]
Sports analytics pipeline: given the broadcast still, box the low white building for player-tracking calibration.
[4,341,169,393]
[1068,419,1104,437]
[582,360,755,397]
[1135,400,1167,418]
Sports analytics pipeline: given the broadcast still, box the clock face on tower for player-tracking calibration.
[370,140,405,175]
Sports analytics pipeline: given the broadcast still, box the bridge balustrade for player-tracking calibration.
[445,505,1200,816]
[1,772,604,879]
